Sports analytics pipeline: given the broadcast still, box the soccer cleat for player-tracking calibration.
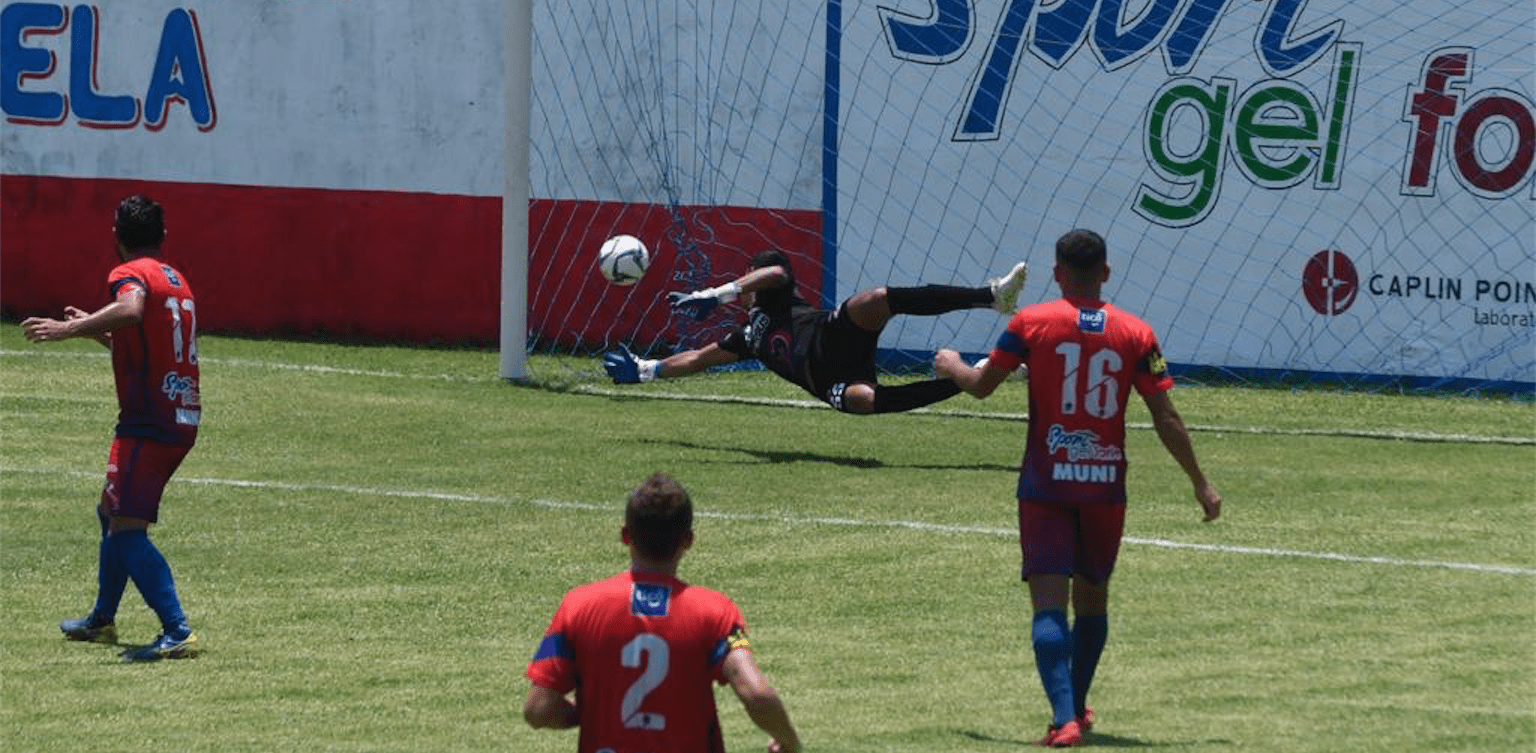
[60,616,117,644]
[990,261,1029,314]
[120,631,200,662]
[1037,720,1082,748]
[1076,707,1095,733]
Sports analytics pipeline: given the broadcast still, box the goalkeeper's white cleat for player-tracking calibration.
[990,262,1028,314]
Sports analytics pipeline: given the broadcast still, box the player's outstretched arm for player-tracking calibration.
[1142,390,1221,522]
[669,265,790,320]
[723,648,800,753]
[22,292,145,346]
[657,342,739,379]
[63,306,114,347]
[935,348,1010,398]
[523,684,579,729]
[603,343,741,384]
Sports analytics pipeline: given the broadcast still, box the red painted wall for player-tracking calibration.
[2,175,502,343]
[2,175,821,348]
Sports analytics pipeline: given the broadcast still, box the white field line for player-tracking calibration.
[4,349,1530,445]
[568,385,1536,445]
[7,468,1533,577]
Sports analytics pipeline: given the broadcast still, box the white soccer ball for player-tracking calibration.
[597,234,650,286]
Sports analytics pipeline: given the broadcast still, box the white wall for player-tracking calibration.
[2,0,504,195]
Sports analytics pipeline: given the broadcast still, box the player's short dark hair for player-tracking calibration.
[114,195,165,251]
[625,473,694,560]
[751,249,792,273]
[1055,229,1106,272]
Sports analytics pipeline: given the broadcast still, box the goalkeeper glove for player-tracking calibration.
[603,346,659,384]
[667,282,741,321]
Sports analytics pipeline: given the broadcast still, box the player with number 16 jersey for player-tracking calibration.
[988,296,1170,505]
[109,256,200,446]
[935,229,1219,746]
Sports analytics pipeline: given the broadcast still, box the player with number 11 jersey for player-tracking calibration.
[108,256,200,446]
[23,195,206,662]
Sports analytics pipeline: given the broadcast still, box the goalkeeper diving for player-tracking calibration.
[603,250,1028,414]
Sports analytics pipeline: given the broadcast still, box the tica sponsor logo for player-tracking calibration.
[1301,250,1535,327]
[630,583,670,618]
[1,3,215,130]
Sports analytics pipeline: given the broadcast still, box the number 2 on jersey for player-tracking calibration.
[620,633,668,730]
[1055,342,1122,419]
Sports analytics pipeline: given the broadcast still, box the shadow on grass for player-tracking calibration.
[958,729,1234,747]
[640,437,1016,473]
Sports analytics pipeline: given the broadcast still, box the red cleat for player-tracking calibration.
[1037,719,1082,747]
[1076,706,1095,732]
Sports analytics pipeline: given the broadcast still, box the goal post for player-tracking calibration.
[499,0,531,381]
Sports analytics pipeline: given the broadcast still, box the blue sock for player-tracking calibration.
[91,531,129,623]
[1032,610,1075,727]
[1071,614,1109,717]
[113,529,190,640]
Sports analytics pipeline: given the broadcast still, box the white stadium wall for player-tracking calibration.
[4,1,1532,389]
[2,1,506,341]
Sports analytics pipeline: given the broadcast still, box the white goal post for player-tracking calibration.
[500,0,531,381]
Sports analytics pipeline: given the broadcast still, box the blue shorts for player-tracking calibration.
[101,437,192,523]
[1017,499,1126,584]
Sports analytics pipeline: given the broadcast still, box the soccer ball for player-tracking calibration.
[597,234,650,286]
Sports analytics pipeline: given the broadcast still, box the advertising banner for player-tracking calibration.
[842,0,1533,386]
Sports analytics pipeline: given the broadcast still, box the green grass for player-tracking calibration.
[2,322,1533,752]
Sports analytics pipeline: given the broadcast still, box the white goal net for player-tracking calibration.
[524,0,1534,395]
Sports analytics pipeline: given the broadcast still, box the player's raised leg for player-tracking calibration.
[990,261,1029,314]
[842,262,1028,332]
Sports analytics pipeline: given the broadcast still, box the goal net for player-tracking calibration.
[525,0,1534,396]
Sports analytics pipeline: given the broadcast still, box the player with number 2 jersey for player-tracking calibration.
[524,474,799,753]
[528,571,749,753]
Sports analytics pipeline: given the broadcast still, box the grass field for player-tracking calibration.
[2,321,1533,752]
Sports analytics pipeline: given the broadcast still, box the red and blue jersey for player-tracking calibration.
[989,296,1172,505]
[527,571,750,753]
[108,256,200,446]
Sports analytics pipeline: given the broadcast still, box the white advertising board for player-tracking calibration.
[840,0,1534,384]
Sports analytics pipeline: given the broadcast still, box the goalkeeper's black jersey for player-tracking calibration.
[717,284,826,396]
[717,271,882,403]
